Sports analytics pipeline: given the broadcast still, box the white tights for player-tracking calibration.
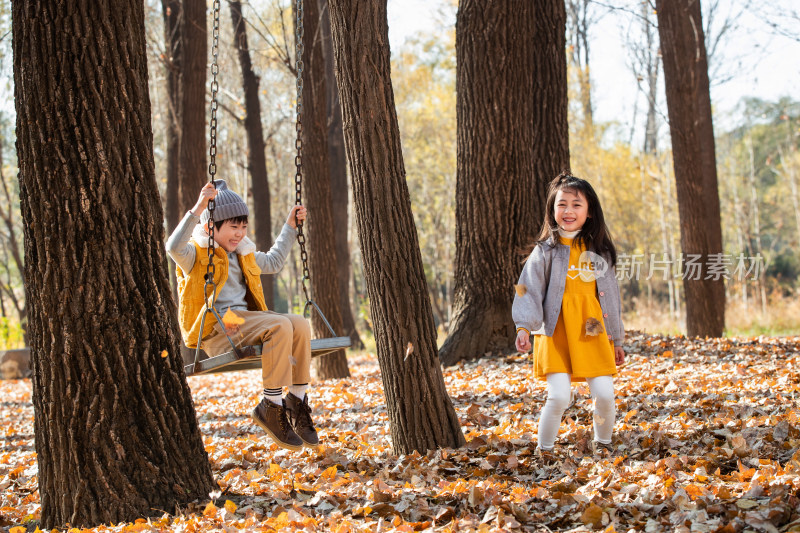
[537,373,615,450]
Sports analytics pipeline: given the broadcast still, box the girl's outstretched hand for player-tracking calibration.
[515,330,531,352]
[614,346,625,366]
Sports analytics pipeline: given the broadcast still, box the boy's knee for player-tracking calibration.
[265,316,293,341]
[288,314,311,338]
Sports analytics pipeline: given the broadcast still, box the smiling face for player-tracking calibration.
[210,218,248,252]
[554,188,590,232]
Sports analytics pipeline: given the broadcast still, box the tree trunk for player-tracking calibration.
[162,0,205,366]
[642,4,660,154]
[12,1,216,528]
[656,0,725,337]
[230,1,275,309]
[319,0,364,350]
[777,143,800,244]
[439,0,569,366]
[162,0,181,235]
[567,0,593,135]
[299,0,350,379]
[178,0,207,217]
[0,143,27,341]
[746,136,767,315]
[328,0,465,452]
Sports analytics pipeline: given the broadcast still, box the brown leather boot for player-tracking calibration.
[284,393,319,448]
[252,398,303,451]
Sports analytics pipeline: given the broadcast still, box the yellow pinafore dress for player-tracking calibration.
[533,236,617,381]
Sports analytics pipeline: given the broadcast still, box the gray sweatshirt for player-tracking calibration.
[165,211,296,312]
[512,237,625,346]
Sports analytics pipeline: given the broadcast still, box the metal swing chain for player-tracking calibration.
[294,0,312,314]
[193,0,222,370]
[291,0,338,339]
[204,0,222,307]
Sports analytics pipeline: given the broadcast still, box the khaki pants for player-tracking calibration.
[202,310,311,388]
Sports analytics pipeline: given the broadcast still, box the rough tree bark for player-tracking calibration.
[230,1,275,309]
[299,0,350,379]
[328,0,465,452]
[439,0,569,366]
[319,0,364,350]
[656,0,725,337]
[12,1,216,527]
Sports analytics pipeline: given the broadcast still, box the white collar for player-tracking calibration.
[558,227,580,239]
[191,223,256,255]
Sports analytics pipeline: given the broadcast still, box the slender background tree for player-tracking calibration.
[297,0,350,379]
[656,0,726,337]
[230,1,275,308]
[319,0,364,350]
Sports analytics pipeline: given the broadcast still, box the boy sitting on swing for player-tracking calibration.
[166,180,318,452]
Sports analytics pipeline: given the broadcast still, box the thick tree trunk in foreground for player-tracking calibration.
[656,0,725,337]
[439,0,569,366]
[328,0,465,452]
[13,1,215,527]
[230,1,275,309]
[319,0,364,350]
[299,0,350,379]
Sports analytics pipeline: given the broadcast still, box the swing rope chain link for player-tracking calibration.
[204,0,222,307]
[294,0,313,316]
[192,0,223,371]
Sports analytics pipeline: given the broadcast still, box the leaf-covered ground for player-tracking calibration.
[2,332,800,532]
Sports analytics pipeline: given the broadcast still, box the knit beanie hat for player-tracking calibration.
[200,180,249,224]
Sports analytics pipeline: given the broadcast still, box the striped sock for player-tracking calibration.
[263,387,283,406]
[288,383,308,400]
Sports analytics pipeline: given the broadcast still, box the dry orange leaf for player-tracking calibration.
[222,308,245,327]
[160,349,168,358]
[203,502,217,518]
[514,284,527,297]
[580,503,604,528]
[321,465,338,480]
[224,499,237,513]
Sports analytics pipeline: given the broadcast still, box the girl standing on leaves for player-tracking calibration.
[512,172,625,461]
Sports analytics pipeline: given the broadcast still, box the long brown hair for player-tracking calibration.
[524,171,617,266]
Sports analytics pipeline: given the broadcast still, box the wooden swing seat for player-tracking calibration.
[184,336,351,376]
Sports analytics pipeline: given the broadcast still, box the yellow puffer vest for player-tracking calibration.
[177,242,267,348]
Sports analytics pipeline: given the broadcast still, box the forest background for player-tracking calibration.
[0,0,798,350]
